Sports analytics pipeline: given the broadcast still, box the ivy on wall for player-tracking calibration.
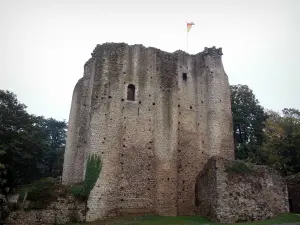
[71,154,102,200]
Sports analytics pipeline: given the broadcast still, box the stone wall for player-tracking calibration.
[5,195,86,225]
[286,173,300,213]
[196,156,289,223]
[62,43,234,221]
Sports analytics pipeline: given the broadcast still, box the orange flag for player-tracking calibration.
[187,22,195,32]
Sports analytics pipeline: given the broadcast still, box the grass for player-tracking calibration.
[72,213,300,225]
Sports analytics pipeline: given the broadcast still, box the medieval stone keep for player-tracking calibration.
[62,43,235,221]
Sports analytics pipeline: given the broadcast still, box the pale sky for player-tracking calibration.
[0,0,299,121]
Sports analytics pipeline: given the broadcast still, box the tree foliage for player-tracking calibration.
[259,108,300,175]
[230,85,300,176]
[230,84,268,162]
[0,90,67,195]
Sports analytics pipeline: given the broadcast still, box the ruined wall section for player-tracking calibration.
[196,157,289,223]
[78,59,96,181]
[62,58,95,185]
[5,195,86,225]
[86,44,125,220]
[176,48,232,215]
[62,78,83,185]
[205,47,234,160]
[195,157,218,219]
[195,54,210,163]
[118,45,156,216]
[154,50,178,216]
[176,53,205,215]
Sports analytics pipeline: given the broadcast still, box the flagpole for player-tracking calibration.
[187,30,188,53]
[186,22,194,54]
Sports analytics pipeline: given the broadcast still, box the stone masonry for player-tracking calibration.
[5,195,86,225]
[62,43,234,222]
[195,156,289,223]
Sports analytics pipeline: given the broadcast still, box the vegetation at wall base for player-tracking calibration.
[18,177,56,202]
[70,184,87,201]
[71,154,102,200]
[225,160,254,174]
[16,177,70,209]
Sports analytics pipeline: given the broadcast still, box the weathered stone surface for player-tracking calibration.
[62,43,234,221]
[4,195,86,225]
[195,156,289,223]
[286,173,300,213]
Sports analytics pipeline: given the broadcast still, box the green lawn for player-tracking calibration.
[73,213,300,225]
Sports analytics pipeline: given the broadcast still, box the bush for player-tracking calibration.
[70,184,86,201]
[71,154,102,200]
[226,160,253,174]
[17,177,57,206]
[16,155,102,205]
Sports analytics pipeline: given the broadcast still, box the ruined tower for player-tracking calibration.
[62,43,234,221]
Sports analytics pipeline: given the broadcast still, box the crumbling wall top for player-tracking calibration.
[203,46,223,56]
[88,42,224,58]
[91,42,127,57]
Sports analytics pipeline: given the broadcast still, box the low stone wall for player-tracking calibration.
[5,195,86,225]
[286,173,300,213]
[195,156,289,223]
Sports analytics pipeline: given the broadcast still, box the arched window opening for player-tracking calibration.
[127,84,135,101]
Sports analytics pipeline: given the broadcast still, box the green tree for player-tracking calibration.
[230,85,268,162]
[0,90,67,194]
[260,108,300,175]
[40,117,67,177]
[0,90,44,192]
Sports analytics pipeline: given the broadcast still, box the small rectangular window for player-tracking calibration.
[127,84,135,101]
[182,73,187,81]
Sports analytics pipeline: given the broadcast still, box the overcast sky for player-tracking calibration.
[0,0,299,121]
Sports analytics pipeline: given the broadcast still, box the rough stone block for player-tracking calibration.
[195,156,289,223]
